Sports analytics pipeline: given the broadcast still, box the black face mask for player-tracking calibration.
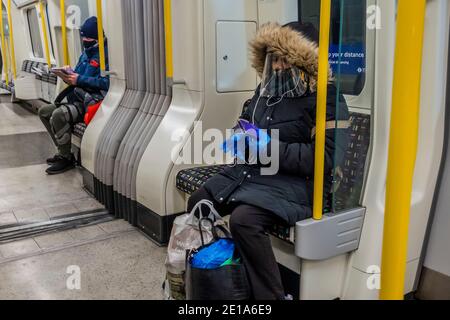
[83,40,98,49]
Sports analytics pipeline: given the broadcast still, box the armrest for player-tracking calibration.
[295,207,366,261]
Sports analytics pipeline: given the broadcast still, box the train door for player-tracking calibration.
[416,17,450,299]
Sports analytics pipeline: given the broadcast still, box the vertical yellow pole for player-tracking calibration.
[313,0,332,221]
[163,0,173,80]
[380,0,426,300]
[95,0,106,72]
[60,0,69,66]
[0,2,9,86]
[39,0,52,67]
[7,0,16,79]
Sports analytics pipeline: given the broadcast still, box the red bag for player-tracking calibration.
[84,100,103,125]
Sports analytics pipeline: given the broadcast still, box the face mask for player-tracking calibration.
[252,57,310,123]
[83,40,98,49]
[260,54,309,99]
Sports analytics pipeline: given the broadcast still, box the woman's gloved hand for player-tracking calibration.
[222,121,271,165]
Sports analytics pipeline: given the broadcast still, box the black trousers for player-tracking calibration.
[187,187,286,300]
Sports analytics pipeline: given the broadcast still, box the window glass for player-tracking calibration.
[27,7,44,58]
[46,5,55,58]
[1,4,7,74]
[2,5,9,37]
[299,0,367,96]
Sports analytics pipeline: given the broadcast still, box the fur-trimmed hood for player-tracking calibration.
[250,22,332,93]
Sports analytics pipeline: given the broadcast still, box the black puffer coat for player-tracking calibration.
[203,23,350,226]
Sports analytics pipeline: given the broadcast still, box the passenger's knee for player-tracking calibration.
[38,104,55,119]
[187,188,211,212]
[52,108,65,119]
[50,108,67,125]
[229,206,252,232]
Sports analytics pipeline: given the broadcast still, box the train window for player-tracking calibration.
[26,5,54,60]
[27,8,44,58]
[299,0,367,96]
[45,4,55,58]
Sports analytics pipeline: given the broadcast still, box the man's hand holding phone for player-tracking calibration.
[51,66,79,85]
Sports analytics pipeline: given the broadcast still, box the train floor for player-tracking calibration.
[0,96,166,299]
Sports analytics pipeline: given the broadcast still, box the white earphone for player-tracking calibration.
[252,70,303,124]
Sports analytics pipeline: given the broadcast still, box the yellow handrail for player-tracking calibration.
[60,0,69,66]
[7,0,16,79]
[163,0,173,80]
[0,2,9,86]
[95,0,106,72]
[380,0,426,300]
[39,0,52,68]
[313,0,332,221]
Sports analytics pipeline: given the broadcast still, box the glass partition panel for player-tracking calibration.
[299,0,367,96]
[299,0,372,214]
[327,0,371,213]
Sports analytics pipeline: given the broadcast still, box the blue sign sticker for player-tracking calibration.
[329,44,366,76]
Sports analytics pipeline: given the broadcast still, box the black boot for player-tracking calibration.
[46,154,64,165]
[46,155,75,175]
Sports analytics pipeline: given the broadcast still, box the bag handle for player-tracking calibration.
[186,200,222,226]
[54,85,75,106]
[197,218,233,247]
[215,224,233,239]
[198,218,218,247]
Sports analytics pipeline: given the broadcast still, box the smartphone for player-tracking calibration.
[51,67,74,75]
[238,119,259,132]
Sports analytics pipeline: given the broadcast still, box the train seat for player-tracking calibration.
[73,123,87,140]
[94,0,172,226]
[176,112,371,259]
[11,59,57,102]
[0,60,33,93]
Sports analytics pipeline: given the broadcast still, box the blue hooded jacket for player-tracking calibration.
[74,41,110,92]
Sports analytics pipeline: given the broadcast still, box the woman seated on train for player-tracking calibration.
[188,22,350,300]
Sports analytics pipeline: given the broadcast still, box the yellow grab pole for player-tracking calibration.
[0,2,9,85]
[380,0,426,300]
[39,0,52,68]
[312,0,332,221]
[95,0,106,72]
[163,0,173,80]
[7,0,16,79]
[60,0,69,66]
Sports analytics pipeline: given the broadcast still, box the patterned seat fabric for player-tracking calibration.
[333,114,371,212]
[0,81,14,91]
[1,60,56,95]
[176,165,227,194]
[40,72,58,85]
[19,60,57,83]
[73,123,87,139]
[175,112,371,243]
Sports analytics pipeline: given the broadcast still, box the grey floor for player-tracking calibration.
[0,96,166,300]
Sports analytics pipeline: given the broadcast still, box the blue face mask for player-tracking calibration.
[83,40,98,49]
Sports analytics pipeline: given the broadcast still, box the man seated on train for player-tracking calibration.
[39,16,109,175]
[187,22,350,300]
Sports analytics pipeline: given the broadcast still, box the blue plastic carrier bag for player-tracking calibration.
[191,238,235,269]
